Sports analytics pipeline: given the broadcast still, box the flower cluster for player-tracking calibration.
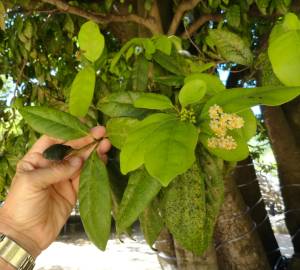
[207,104,244,150]
[180,108,196,124]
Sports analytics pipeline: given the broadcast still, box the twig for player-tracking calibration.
[167,0,202,35]
[181,14,222,38]
[40,0,161,34]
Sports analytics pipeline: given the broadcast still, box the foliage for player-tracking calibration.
[1,0,300,256]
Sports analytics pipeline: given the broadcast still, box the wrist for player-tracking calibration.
[0,210,41,258]
[0,257,16,270]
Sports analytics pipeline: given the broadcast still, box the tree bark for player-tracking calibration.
[233,157,281,268]
[174,242,218,270]
[262,105,300,253]
[214,170,271,270]
[155,229,178,270]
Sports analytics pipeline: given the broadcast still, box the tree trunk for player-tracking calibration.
[259,54,300,256]
[214,66,276,268]
[155,229,178,270]
[174,241,218,270]
[233,157,281,268]
[262,105,300,253]
[214,169,271,270]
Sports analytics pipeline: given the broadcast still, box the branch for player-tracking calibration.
[167,0,202,35]
[149,0,163,34]
[40,0,161,34]
[181,14,222,38]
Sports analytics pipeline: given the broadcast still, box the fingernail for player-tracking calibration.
[69,157,82,167]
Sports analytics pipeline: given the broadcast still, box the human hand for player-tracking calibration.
[0,126,111,258]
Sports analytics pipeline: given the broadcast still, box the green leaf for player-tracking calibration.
[201,86,300,118]
[199,132,249,161]
[144,119,199,186]
[69,66,96,117]
[153,50,185,75]
[153,36,172,55]
[132,55,149,91]
[78,21,105,62]
[142,39,156,59]
[269,13,300,44]
[238,109,257,141]
[161,149,224,255]
[153,75,184,87]
[226,5,241,28]
[134,93,174,110]
[79,151,111,251]
[19,106,89,140]
[98,91,147,118]
[120,113,199,186]
[140,198,164,246]
[184,73,225,95]
[197,148,224,251]
[268,30,300,86]
[179,79,207,107]
[161,162,206,255]
[106,117,139,149]
[120,113,174,174]
[255,0,270,15]
[209,29,253,66]
[117,168,161,232]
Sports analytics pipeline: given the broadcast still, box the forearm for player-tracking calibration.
[0,257,16,270]
[0,214,41,258]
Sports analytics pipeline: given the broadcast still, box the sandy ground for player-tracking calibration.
[35,232,161,270]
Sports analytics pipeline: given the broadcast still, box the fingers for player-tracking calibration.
[97,138,111,154]
[24,136,63,159]
[27,156,83,189]
[17,153,51,172]
[66,126,106,150]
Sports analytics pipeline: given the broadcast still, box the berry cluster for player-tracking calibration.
[180,108,196,124]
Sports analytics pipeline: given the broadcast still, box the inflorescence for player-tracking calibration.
[207,104,244,150]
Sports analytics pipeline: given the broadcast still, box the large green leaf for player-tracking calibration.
[197,147,224,251]
[132,55,149,92]
[79,151,111,251]
[269,13,300,44]
[153,36,172,55]
[144,120,199,186]
[69,66,96,117]
[134,93,174,110]
[161,149,224,255]
[78,21,105,62]
[98,91,147,118]
[201,86,300,118]
[268,30,300,86]
[209,29,253,66]
[120,113,199,186]
[179,79,207,107]
[106,117,139,149]
[140,198,164,246]
[116,168,161,232]
[120,113,174,174]
[19,106,89,140]
[160,162,206,255]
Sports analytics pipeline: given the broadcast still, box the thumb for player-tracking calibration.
[30,157,83,188]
